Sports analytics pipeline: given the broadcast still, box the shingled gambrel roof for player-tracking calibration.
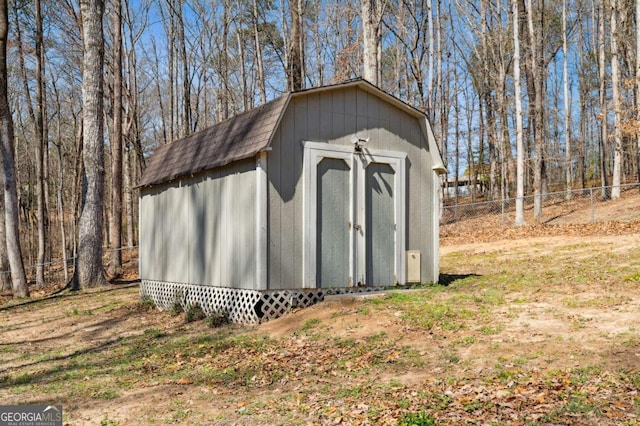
[138,79,446,188]
[138,93,290,187]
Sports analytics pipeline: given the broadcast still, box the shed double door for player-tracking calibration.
[305,142,406,289]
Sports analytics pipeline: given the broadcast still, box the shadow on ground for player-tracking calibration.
[438,273,481,286]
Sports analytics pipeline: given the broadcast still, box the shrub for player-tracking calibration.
[206,310,230,328]
[185,303,206,323]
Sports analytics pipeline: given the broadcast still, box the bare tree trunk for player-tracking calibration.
[526,0,545,219]
[563,0,572,199]
[109,0,123,278]
[221,0,230,119]
[514,0,526,226]
[35,0,47,288]
[597,0,610,197]
[237,31,248,111]
[123,147,134,248]
[361,0,385,85]
[0,173,10,292]
[253,0,266,104]
[151,39,168,145]
[611,0,622,199]
[0,0,28,297]
[52,81,69,285]
[288,0,303,91]
[175,0,191,136]
[636,0,640,186]
[73,0,107,289]
[578,0,588,189]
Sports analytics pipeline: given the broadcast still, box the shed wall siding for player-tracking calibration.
[267,87,438,289]
[140,159,257,289]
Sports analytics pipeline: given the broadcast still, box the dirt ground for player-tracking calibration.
[1,221,640,424]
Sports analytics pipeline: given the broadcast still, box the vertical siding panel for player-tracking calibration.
[319,92,333,141]
[420,126,436,283]
[307,92,320,141]
[332,90,347,144]
[406,118,423,256]
[197,177,211,285]
[367,94,381,150]
[212,168,223,286]
[190,178,205,285]
[279,107,298,289]
[222,166,232,286]
[377,97,391,150]
[166,183,188,283]
[293,101,307,289]
[228,163,238,287]
[243,165,257,289]
[344,88,358,139]
[160,186,170,282]
[139,192,154,280]
[268,129,282,289]
[158,188,168,281]
[356,88,368,139]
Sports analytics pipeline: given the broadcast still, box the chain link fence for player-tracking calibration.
[441,183,640,231]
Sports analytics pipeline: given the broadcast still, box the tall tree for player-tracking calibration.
[597,0,609,196]
[0,0,29,297]
[563,0,572,199]
[361,0,385,85]
[109,0,123,278]
[610,0,622,199]
[73,0,107,289]
[637,0,640,186]
[35,0,48,288]
[0,183,10,292]
[525,0,546,218]
[287,0,303,91]
[514,0,526,226]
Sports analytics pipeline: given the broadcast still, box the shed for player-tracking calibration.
[138,79,446,323]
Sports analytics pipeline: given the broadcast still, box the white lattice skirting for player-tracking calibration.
[140,280,384,324]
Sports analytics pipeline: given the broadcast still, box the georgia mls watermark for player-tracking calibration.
[0,405,62,426]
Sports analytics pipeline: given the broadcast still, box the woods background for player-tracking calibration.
[2,0,639,295]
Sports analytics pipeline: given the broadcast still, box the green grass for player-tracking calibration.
[1,232,639,424]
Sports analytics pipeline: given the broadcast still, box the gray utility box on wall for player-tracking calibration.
[406,250,421,283]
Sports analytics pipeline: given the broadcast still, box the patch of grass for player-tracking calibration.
[398,410,438,426]
[143,328,166,339]
[93,389,120,400]
[138,295,156,311]
[625,272,640,282]
[565,393,599,415]
[69,307,93,316]
[335,337,357,348]
[442,350,460,364]
[479,325,504,335]
[570,365,602,384]
[336,385,365,398]
[300,318,321,330]
[358,305,371,315]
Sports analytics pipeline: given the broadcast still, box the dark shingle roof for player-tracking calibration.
[138,94,289,187]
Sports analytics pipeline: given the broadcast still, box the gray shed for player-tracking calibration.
[138,79,446,323]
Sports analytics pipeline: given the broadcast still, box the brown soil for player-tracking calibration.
[1,224,640,424]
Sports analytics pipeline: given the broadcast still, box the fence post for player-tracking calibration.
[590,188,595,223]
[501,199,505,229]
